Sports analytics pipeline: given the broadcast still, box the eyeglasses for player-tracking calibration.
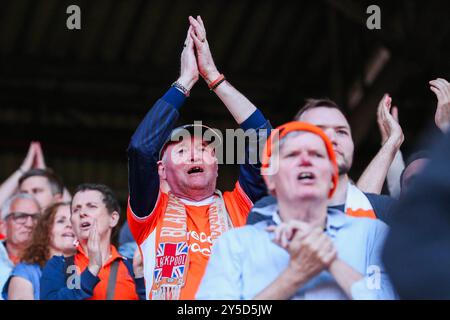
[6,212,41,225]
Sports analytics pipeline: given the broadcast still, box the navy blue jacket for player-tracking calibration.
[40,255,145,300]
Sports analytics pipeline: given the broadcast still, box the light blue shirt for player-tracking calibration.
[2,263,42,300]
[118,242,138,260]
[0,241,14,301]
[197,208,397,300]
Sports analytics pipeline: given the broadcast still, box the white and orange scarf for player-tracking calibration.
[344,182,376,219]
[151,191,233,300]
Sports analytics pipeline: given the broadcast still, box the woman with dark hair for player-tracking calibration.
[40,183,145,300]
[3,202,76,300]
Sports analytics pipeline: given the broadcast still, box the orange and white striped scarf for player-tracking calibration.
[151,191,233,300]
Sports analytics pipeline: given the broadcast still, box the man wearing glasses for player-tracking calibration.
[0,193,41,299]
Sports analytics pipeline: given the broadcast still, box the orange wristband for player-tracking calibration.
[208,74,225,90]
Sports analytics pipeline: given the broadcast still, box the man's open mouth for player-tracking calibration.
[297,172,316,181]
[187,166,204,174]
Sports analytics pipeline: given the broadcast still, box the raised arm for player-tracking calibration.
[189,16,256,124]
[189,16,271,202]
[385,150,405,198]
[430,78,450,133]
[357,94,404,194]
[0,142,38,207]
[127,27,199,217]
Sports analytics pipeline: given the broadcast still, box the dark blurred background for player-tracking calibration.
[1,0,449,215]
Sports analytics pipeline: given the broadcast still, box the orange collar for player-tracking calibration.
[76,244,123,267]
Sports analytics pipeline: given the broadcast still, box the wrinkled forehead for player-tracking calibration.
[298,107,351,129]
[280,131,329,154]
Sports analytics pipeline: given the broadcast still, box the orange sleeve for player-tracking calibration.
[223,181,253,228]
[127,191,168,245]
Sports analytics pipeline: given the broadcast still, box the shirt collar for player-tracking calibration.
[325,208,347,238]
[179,195,215,206]
[272,210,282,225]
[76,243,124,265]
[271,206,347,234]
[326,208,347,229]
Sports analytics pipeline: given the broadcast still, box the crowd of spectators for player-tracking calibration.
[1,16,449,300]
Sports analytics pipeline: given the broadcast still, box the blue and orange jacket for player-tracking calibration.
[40,245,145,300]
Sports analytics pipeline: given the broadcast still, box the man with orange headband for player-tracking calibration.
[247,98,399,226]
[197,122,396,300]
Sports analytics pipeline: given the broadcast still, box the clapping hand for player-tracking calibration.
[430,78,450,132]
[377,94,404,148]
[188,15,220,84]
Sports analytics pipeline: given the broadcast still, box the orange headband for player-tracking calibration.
[261,121,339,198]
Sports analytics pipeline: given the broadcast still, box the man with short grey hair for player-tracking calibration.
[0,193,41,299]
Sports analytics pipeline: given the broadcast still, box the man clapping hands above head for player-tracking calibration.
[127,16,271,300]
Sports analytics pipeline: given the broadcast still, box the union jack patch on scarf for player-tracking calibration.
[154,242,188,281]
